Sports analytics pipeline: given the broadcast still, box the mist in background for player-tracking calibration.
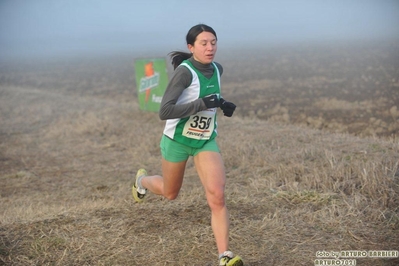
[1,0,398,60]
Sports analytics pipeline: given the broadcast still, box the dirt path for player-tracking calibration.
[1,50,398,265]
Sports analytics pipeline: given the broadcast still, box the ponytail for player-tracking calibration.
[169,51,192,70]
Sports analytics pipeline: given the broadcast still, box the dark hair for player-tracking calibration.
[169,24,217,69]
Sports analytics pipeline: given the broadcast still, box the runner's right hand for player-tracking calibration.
[202,94,220,108]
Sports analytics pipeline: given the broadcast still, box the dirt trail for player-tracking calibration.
[1,45,398,265]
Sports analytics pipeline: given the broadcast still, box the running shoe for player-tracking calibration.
[219,251,244,266]
[132,168,147,203]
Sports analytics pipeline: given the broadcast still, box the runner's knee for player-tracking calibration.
[163,190,179,200]
[206,188,226,210]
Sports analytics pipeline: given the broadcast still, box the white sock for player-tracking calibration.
[137,175,146,190]
[219,251,233,259]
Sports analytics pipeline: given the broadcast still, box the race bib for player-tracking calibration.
[182,109,216,140]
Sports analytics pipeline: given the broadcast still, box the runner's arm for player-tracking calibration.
[159,67,207,120]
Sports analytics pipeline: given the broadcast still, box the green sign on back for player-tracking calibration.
[135,58,168,112]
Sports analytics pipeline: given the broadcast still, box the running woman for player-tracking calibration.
[132,24,243,266]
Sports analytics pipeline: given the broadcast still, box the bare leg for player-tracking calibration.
[141,158,187,200]
[194,151,229,254]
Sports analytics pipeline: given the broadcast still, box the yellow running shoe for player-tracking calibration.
[219,251,244,266]
[132,169,147,203]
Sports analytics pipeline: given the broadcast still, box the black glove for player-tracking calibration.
[202,94,220,108]
[220,98,236,117]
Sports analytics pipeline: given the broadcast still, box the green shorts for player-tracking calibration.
[160,135,220,162]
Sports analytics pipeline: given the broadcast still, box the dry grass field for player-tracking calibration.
[1,40,398,265]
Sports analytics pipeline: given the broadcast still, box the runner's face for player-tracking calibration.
[188,31,217,64]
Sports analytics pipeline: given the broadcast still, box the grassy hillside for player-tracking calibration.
[1,42,398,265]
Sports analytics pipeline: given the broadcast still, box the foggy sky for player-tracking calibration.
[1,0,398,60]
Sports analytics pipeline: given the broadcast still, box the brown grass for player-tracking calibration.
[1,42,399,265]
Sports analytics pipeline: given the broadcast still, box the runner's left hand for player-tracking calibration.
[220,98,236,117]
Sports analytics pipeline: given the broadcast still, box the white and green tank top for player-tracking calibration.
[163,59,221,148]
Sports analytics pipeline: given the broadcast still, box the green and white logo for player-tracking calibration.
[135,58,168,112]
[139,73,160,92]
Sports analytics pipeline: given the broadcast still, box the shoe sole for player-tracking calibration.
[132,169,147,203]
[226,256,244,266]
